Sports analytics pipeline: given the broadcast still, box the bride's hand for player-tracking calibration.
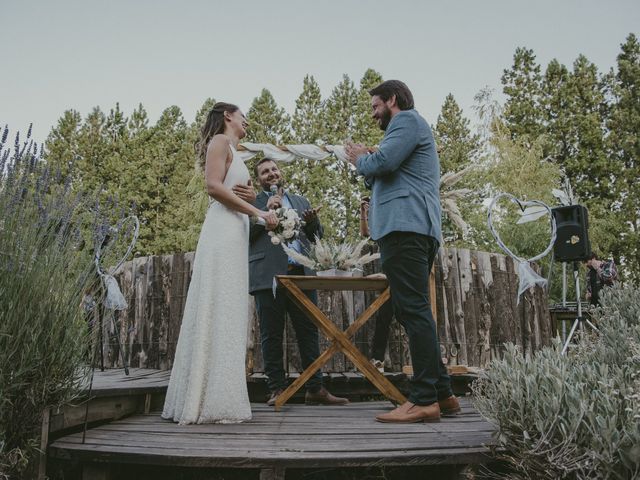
[259,210,279,230]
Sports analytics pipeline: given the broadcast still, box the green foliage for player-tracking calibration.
[435,93,480,174]
[502,47,545,140]
[473,283,640,479]
[433,94,480,241]
[490,35,640,281]
[607,34,640,281]
[44,103,197,255]
[246,89,292,144]
[291,75,325,144]
[0,127,105,478]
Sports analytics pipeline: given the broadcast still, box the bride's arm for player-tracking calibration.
[205,135,265,218]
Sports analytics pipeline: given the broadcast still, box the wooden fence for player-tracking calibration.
[102,247,552,372]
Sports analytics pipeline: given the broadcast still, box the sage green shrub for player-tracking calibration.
[473,284,640,479]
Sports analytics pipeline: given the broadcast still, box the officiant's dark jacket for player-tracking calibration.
[249,190,323,294]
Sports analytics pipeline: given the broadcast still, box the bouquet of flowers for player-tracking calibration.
[268,207,304,245]
[281,237,379,272]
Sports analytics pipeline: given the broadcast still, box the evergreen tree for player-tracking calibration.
[542,59,572,162]
[502,47,545,140]
[607,33,640,279]
[434,93,480,241]
[323,74,357,144]
[143,106,194,254]
[566,55,610,201]
[352,69,384,145]
[434,93,480,173]
[246,89,291,144]
[44,110,82,179]
[291,75,324,144]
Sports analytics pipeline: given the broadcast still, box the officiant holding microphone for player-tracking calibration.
[346,80,459,423]
[244,158,349,407]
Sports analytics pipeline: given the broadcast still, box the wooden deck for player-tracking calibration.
[50,398,494,478]
[46,369,494,479]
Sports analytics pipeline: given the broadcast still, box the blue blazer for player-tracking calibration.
[356,109,442,243]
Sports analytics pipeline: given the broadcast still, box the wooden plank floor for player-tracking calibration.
[84,368,171,396]
[83,368,475,400]
[50,398,495,469]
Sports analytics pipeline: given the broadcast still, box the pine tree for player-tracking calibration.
[434,93,480,241]
[291,75,324,144]
[144,106,194,254]
[502,47,545,140]
[607,33,640,279]
[245,89,291,144]
[323,74,357,144]
[542,59,572,163]
[44,110,82,179]
[352,69,384,145]
[434,93,480,174]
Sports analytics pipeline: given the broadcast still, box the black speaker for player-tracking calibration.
[552,205,591,262]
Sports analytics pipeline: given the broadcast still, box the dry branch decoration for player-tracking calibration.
[440,164,474,235]
[282,237,379,272]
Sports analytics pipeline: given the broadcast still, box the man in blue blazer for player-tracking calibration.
[249,158,348,407]
[346,80,459,423]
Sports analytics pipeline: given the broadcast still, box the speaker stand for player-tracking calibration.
[561,261,598,354]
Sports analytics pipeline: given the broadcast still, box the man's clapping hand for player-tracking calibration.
[345,139,370,166]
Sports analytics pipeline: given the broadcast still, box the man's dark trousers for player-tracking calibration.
[253,266,323,393]
[377,231,452,405]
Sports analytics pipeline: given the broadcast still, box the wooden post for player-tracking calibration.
[37,408,50,480]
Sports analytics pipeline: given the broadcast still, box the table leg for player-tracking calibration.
[275,288,391,410]
[277,280,406,408]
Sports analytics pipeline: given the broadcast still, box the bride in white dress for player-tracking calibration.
[162,102,278,424]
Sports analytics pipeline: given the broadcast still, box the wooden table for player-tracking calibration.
[274,275,407,411]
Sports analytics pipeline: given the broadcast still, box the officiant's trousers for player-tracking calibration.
[254,274,323,394]
[377,231,452,405]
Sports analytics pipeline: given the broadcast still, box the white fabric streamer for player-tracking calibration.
[487,193,556,304]
[101,274,128,310]
[238,143,351,164]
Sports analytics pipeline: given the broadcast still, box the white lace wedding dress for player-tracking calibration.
[162,146,252,424]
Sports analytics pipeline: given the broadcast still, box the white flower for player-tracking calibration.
[283,219,295,229]
[271,236,281,245]
[285,209,298,220]
[284,229,295,239]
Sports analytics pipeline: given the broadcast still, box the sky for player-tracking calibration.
[2,0,639,143]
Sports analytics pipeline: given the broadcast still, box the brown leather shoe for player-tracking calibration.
[305,387,349,405]
[266,389,284,407]
[375,401,440,423]
[439,395,461,416]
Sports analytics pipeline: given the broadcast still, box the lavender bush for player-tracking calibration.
[473,283,640,479]
[0,125,114,478]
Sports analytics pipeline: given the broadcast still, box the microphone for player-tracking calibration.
[254,185,280,226]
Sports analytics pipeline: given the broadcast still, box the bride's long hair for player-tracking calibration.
[195,102,239,169]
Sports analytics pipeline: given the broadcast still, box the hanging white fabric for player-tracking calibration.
[238,143,351,164]
[101,274,128,310]
[487,193,556,304]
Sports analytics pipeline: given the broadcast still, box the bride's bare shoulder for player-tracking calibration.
[208,134,231,151]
